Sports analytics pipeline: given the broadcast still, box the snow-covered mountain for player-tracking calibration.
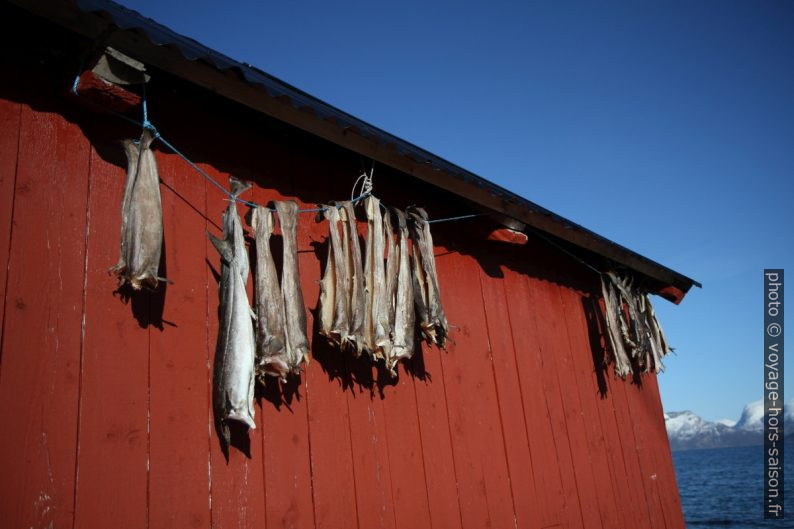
[665,399,793,451]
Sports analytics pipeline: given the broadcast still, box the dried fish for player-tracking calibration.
[601,270,672,376]
[407,206,449,348]
[250,207,289,381]
[388,209,415,376]
[341,201,366,355]
[209,178,256,445]
[111,129,164,290]
[381,209,398,363]
[600,274,632,378]
[274,201,310,373]
[318,213,336,340]
[366,197,389,359]
[324,205,350,346]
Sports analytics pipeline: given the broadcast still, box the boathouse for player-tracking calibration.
[0,1,699,528]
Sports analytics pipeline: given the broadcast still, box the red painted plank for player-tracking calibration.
[530,279,602,529]
[567,291,644,528]
[0,99,20,353]
[205,167,268,529]
[380,368,432,529]
[411,308,462,529]
[257,171,315,529]
[501,268,569,529]
[477,267,541,529]
[643,374,686,529]
[0,106,89,529]
[147,149,212,529]
[557,286,622,528]
[623,378,666,529]
[435,252,516,529]
[74,141,149,529]
[347,379,397,529]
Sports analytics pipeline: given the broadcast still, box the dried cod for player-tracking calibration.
[387,208,415,375]
[407,206,449,348]
[250,207,289,381]
[208,178,256,445]
[111,129,164,290]
[601,270,672,376]
[274,200,310,373]
[341,202,367,355]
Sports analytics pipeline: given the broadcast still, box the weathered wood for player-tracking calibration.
[0,99,20,355]
[478,267,541,528]
[0,105,89,529]
[148,148,211,529]
[74,139,148,529]
[436,252,516,529]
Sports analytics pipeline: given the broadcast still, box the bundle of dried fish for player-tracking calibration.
[387,208,415,375]
[601,270,672,376]
[111,129,164,290]
[407,206,449,348]
[250,207,289,381]
[208,178,256,444]
[274,201,310,373]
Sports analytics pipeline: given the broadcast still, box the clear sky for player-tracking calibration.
[120,0,792,422]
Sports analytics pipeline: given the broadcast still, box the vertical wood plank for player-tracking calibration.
[74,141,149,529]
[501,267,570,529]
[478,266,541,529]
[0,106,89,529]
[567,291,644,528]
[380,369,432,529]
[406,254,462,529]
[530,279,602,529]
[205,167,267,529]
[147,149,211,529]
[0,99,21,352]
[557,286,622,528]
[435,252,516,529]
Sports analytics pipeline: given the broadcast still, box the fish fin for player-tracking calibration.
[229,177,252,199]
[207,231,233,262]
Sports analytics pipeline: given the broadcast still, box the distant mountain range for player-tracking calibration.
[665,399,793,451]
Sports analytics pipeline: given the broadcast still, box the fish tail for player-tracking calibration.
[229,176,252,199]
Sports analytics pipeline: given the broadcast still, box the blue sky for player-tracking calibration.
[121,0,792,422]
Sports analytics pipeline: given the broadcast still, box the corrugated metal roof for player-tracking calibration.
[10,0,700,302]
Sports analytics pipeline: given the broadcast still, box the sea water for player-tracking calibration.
[672,444,792,527]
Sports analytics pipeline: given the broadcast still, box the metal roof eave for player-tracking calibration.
[9,0,701,303]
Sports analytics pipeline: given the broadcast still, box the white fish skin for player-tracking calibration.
[381,210,398,362]
[341,201,366,355]
[209,178,256,445]
[318,214,336,340]
[407,206,449,348]
[112,129,164,290]
[366,197,389,360]
[389,209,415,376]
[250,207,289,381]
[274,200,310,373]
[326,205,350,346]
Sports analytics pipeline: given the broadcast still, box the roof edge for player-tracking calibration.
[9,0,701,303]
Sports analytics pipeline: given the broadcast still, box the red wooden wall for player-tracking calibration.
[0,18,685,529]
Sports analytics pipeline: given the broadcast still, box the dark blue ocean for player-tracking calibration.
[672,444,792,528]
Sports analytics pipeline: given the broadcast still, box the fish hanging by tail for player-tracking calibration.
[111,129,165,289]
[209,177,256,447]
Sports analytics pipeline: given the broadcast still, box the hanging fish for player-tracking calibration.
[321,204,350,346]
[340,201,366,355]
[600,274,632,378]
[208,178,256,446]
[274,201,310,372]
[250,207,289,381]
[382,208,399,346]
[365,196,389,360]
[407,206,449,348]
[111,128,164,290]
[317,208,337,341]
[387,208,415,376]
